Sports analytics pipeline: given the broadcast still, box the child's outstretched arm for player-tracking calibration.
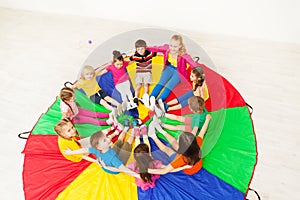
[99,159,140,178]
[128,59,134,65]
[82,155,98,163]
[147,44,168,54]
[182,53,198,69]
[118,164,140,178]
[191,126,200,137]
[198,114,211,138]
[97,68,108,76]
[148,164,174,175]
[64,147,89,155]
[156,52,164,56]
[95,62,111,75]
[64,148,96,163]
[169,165,192,172]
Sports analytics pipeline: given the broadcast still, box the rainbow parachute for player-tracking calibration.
[22,29,257,200]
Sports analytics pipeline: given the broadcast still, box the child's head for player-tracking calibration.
[188,96,205,113]
[190,66,205,85]
[135,39,147,56]
[81,65,95,80]
[112,50,124,69]
[134,143,153,183]
[54,118,77,139]
[177,132,201,165]
[90,131,111,152]
[170,34,186,55]
[60,87,75,102]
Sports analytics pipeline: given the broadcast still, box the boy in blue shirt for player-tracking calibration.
[64,126,138,177]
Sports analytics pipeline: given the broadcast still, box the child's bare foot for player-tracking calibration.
[149,96,156,110]
[142,93,150,108]
[147,121,157,139]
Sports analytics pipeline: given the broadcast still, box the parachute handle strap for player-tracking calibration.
[64,81,74,88]
[246,188,261,200]
[18,131,30,139]
[246,102,253,115]
[193,56,200,62]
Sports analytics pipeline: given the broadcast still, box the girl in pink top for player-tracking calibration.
[59,87,118,128]
[99,50,134,104]
[127,123,184,190]
[148,35,197,102]
[128,143,162,190]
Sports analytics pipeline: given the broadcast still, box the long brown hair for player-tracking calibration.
[134,143,154,183]
[60,87,75,115]
[177,132,201,165]
[191,66,205,90]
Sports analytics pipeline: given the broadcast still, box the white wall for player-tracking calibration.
[0,0,299,44]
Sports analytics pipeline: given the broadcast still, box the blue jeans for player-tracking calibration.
[150,65,180,101]
[177,90,194,107]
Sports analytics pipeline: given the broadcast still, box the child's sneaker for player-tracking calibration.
[154,104,164,118]
[127,101,137,110]
[116,104,123,116]
[140,125,148,136]
[107,114,114,125]
[113,123,123,136]
[154,123,166,136]
[116,122,124,130]
[133,97,139,105]
[121,101,127,112]
[133,127,140,137]
[123,118,130,127]
[153,115,163,125]
[153,116,166,136]
[149,96,156,111]
[147,121,157,138]
[102,129,109,135]
[110,122,118,131]
[158,99,166,113]
[106,108,116,124]
[132,119,139,127]
[142,93,150,108]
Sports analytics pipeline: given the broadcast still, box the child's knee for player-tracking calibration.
[104,96,111,101]
[136,84,142,89]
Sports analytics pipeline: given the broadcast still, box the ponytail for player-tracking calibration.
[60,87,75,115]
[177,132,201,165]
[112,50,123,62]
[134,143,153,183]
[191,66,205,91]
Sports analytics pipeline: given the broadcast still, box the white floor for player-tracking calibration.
[0,7,299,200]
